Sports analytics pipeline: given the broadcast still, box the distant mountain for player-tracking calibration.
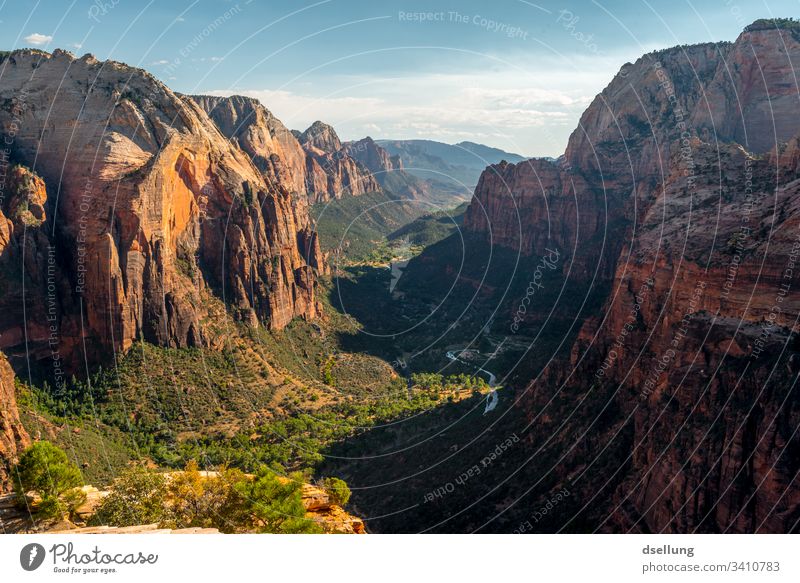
[376,139,527,190]
[453,141,529,165]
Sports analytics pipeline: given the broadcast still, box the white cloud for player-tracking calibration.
[69,42,83,49]
[150,59,169,66]
[24,33,53,46]
[462,87,592,108]
[206,53,627,156]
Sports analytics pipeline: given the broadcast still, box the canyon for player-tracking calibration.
[0,18,798,535]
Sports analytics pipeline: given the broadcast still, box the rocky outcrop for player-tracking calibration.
[22,476,366,534]
[0,49,323,371]
[299,121,342,154]
[0,162,69,365]
[0,351,30,491]
[300,483,366,534]
[464,157,608,281]
[194,98,449,205]
[191,94,307,195]
[302,146,380,202]
[193,99,381,203]
[526,138,800,533]
[466,24,800,270]
[0,164,47,253]
[460,22,800,532]
[296,122,380,201]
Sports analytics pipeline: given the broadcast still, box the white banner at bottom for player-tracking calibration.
[1,534,797,582]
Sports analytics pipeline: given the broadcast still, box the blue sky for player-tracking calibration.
[2,0,798,156]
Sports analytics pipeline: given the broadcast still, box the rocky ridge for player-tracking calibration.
[193,97,382,203]
[194,96,464,206]
[461,22,800,532]
[0,49,324,374]
[190,94,308,195]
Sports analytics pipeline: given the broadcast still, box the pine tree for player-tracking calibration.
[13,441,84,520]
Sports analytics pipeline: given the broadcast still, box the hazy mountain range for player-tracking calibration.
[377,139,528,191]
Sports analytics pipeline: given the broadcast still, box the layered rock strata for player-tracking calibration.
[462,22,800,532]
[0,49,323,370]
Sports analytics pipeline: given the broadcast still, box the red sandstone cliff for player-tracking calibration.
[0,351,30,491]
[296,121,381,201]
[192,96,439,205]
[0,49,323,369]
[462,21,800,532]
[466,24,800,270]
[192,99,382,203]
[191,94,308,196]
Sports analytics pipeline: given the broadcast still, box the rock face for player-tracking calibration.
[466,25,800,271]
[296,121,381,201]
[0,351,30,491]
[300,483,366,534]
[299,121,343,154]
[191,94,307,196]
[194,98,446,205]
[193,99,382,203]
[462,22,800,532]
[0,49,323,370]
[464,157,609,281]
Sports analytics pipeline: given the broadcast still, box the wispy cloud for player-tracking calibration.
[209,67,601,155]
[462,87,593,108]
[23,33,52,46]
[205,47,641,156]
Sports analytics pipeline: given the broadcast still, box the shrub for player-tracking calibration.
[91,466,167,527]
[162,461,248,533]
[235,468,322,534]
[13,441,83,520]
[60,487,89,522]
[321,477,351,506]
[322,357,335,387]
